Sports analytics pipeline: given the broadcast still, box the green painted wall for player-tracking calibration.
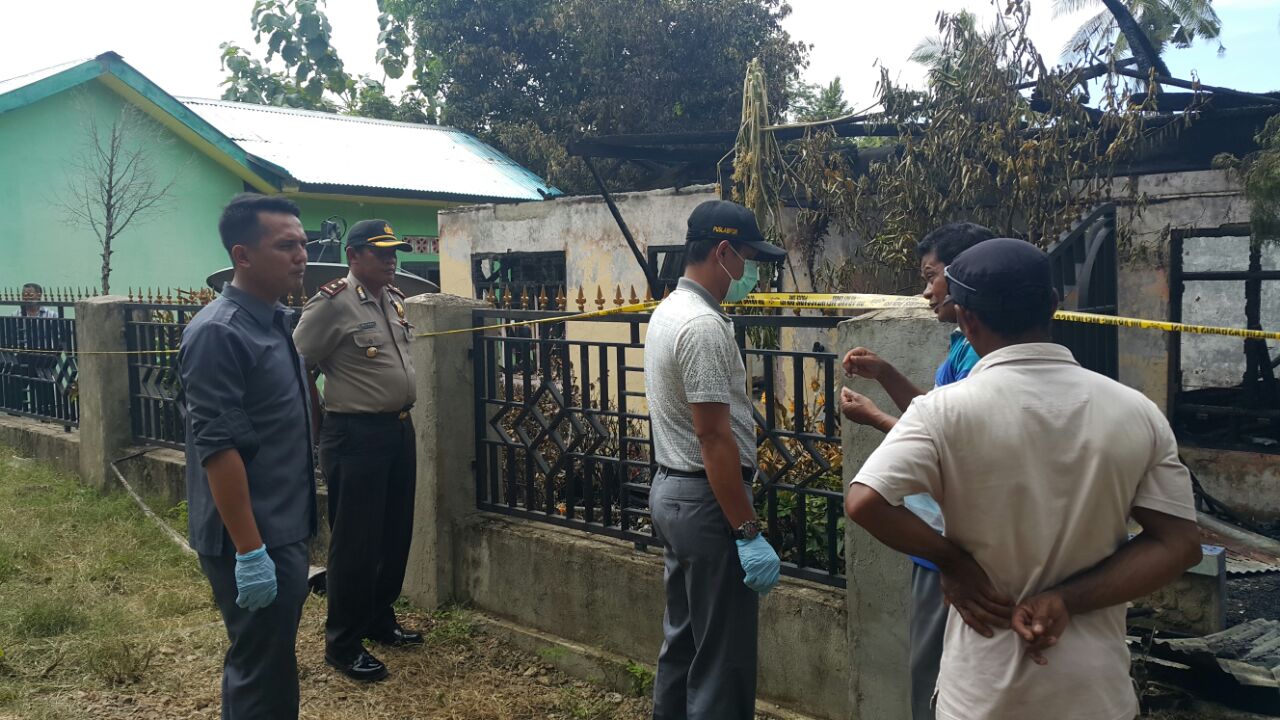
[0,80,241,295]
[0,79,442,296]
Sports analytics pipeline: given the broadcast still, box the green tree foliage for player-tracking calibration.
[788,77,851,123]
[1055,0,1223,64]
[853,4,1177,268]
[223,0,806,191]
[378,0,808,191]
[738,1,1193,287]
[220,0,441,122]
[1217,116,1280,241]
[909,10,988,68]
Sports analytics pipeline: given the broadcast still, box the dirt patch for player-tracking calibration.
[9,601,656,720]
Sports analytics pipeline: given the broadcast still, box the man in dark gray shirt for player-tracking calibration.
[179,193,315,719]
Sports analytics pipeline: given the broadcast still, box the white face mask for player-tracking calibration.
[719,245,760,303]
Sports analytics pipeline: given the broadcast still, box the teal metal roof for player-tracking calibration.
[181,98,559,203]
[0,53,287,192]
[0,53,558,204]
[0,58,89,98]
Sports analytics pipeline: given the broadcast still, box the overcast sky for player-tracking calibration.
[1,0,1275,111]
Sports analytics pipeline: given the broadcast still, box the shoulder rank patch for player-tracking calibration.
[319,278,348,298]
[388,284,405,298]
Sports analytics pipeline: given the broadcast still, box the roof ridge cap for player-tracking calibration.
[177,97,462,133]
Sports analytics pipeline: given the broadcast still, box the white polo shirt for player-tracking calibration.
[644,278,757,472]
[852,343,1196,720]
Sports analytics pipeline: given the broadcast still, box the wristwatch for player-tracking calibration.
[732,519,761,541]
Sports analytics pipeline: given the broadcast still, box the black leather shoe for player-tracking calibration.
[367,626,424,647]
[325,650,389,682]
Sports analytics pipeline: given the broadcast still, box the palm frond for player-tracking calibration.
[1060,9,1116,63]
[1052,0,1101,19]
[909,37,944,66]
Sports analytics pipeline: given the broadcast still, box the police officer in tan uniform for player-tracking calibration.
[293,219,420,682]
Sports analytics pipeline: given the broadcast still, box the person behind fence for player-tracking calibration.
[6,283,60,417]
[836,221,993,720]
[178,193,316,720]
[293,219,420,683]
[14,283,55,319]
[844,238,1202,720]
[643,199,788,720]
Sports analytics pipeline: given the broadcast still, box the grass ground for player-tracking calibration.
[0,450,652,720]
[0,447,1269,720]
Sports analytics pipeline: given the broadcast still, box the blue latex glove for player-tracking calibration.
[735,536,781,595]
[234,545,278,611]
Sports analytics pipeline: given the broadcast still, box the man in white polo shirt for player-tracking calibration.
[645,199,788,719]
[844,238,1202,720]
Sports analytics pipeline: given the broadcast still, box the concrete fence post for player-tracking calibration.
[402,293,488,609]
[839,309,951,720]
[75,295,134,491]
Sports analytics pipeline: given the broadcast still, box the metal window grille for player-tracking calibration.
[472,251,568,310]
[1170,226,1280,453]
[646,245,686,297]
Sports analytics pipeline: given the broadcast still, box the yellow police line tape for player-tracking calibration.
[0,347,177,356]
[1,292,1275,354]
[417,291,1280,342]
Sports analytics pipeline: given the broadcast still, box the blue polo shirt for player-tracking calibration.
[908,329,979,571]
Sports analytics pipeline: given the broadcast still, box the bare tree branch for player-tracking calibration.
[53,94,182,294]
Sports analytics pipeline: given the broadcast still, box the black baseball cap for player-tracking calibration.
[347,219,412,252]
[686,200,787,262]
[944,238,1054,312]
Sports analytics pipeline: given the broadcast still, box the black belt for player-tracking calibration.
[658,466,756,483]
[326,406,414,421]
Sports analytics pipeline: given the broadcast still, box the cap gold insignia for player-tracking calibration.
[383,224,393,235]
[366,346,379,358]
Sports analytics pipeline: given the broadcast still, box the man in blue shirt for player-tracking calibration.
[179,193,316,719]
[838,222,993,720]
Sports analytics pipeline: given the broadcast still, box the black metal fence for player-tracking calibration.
[473,305,848,587]
[125,304,201,449]
[123,301,306,449]
[0,303,79,428]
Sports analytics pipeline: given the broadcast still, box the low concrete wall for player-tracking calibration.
[0,415,79,476]
[456,515,849,720]
[1134,546,1227,635]
[115,447,188,508]
[1183,447,1280,524]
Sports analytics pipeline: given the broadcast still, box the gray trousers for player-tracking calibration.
[649,469,758,720]
[199,540,310,720]
[909,563,947,720]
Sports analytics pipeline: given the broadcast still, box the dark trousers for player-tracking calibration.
[318,412,417,659]
[909,563,948,720]
[649,469,758,720]
[199,540,310,720]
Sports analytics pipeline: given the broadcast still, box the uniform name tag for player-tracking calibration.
[356,321,377,330]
